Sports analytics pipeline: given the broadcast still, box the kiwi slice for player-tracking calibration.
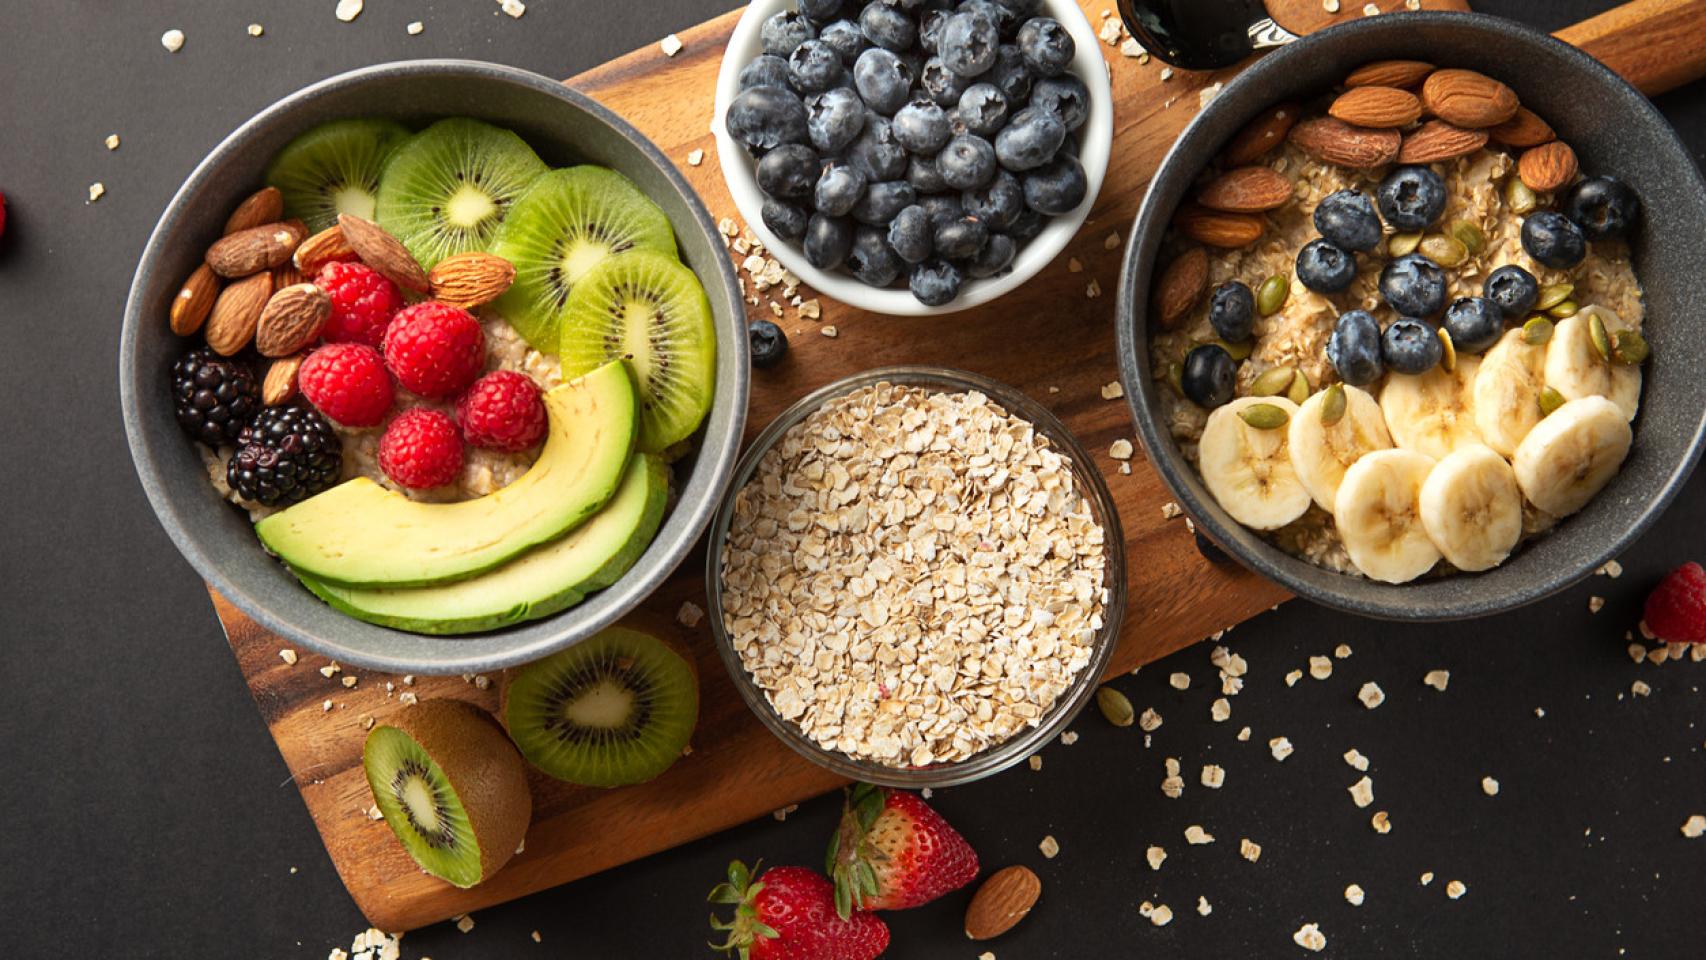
[374,117,548,270]
[265,118,411,232]
[490,166,679,349]
[558,250,717,453]
[362,699,532,889]
[503,626,698,787]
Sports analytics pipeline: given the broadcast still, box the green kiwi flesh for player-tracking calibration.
[374,117,548,270]
[265,118,411,233]
[503,626,698,787]
[558,249,716,453]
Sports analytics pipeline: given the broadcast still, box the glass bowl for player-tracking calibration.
[703,367,1127,788]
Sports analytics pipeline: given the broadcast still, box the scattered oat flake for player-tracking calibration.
[1599,560,1624,578]
[366,804,382,821]
[1309,656,1333,679]
[660,33,684,57]
[1149,903,1174,927]
[1345,883,1365,905]
[1118,462,1131,475]
[1139,708,1163,732]
[531,931,543,943]
[105,134,120,150]
[1085,279,1102,299]
[1682,815,1705,839]
[87,182,105,203]
[1334,643,1352,659]
[1420,872,1434,886]
[687,148,705,166]
[1201,764,1225,789]
[161,29,185,52]
[499,0,527,18]
[1446,880,1468,900]
[247,23,264,37]
[820,324,838,338]
[798,298,822,319]
[407,21,424,34]
[1236,726,1251,741]
[1632,680,1652,697]
[342,675,357,689]
[1101,381,1124,400]
[676,601,705,628]
[1146,845,1167,870]
[1120,37,1147,60]
[1363,2,1380,13]
[1348,775,1374,808]
[1210,697,1231,722]
[1269,736,1294,761]
[1159,67,1174,82]
[1060,730,1079,746]
[1028,754,1043,772]
[1424,669,1450,691]
[1628,642,1648,663]
[1067,257,1083,273]
[1293,923,1327,952]
[1103,232,1121,250]
[1324,0,1341,13]
[1184,825,1214,845]
[1285,669,1303,687]
[1039,835,1060,858]
[1197,895,1212,917]
[1169,671,1190,690]
[456,914,476,933]
[1482,776,1500,797]
[335,0,363,23]
[1161,501,1182,519]
[279,649,298,665]
[1344,749,1369,772]
[321,662,341,678]
[978,953,994,960]
[322,699,333,712]
[1239,838,1262,862]
[1589,595,1605,614]
[1371,810,1391,834]
[772,804,798,821]
[1358,682,1385,709]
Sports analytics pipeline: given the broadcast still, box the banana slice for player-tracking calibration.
[1512,395,1633,518]
[1380,355,1484,461]
[1543,307,1641,421]
[1334,448,1441,584]
[1289,385,1393,513]
[1473,329,1546,458]
[1419,444,1525,572]
[1199,396,1311,530]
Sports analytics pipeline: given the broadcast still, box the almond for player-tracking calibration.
[429,251,518,309]
[1198,167,1293,213]
[1221,102,1299,167]
[1488,107,1555,148]
[262,354,305,406]
[206,222,302,278]
[1174,204,1265,248]
[204,271,274,356]
[1518,140,1578,193]
[222,186,284,236]
[1398,120,1489,164]
[1328,86,1423,129]
[964,865,1041,941]
[272,262,304,289]
[1345,60,1435,89]
[1420,69,1520,128]
[1154,247,1208,330]
[255,283,332,357]
[293,224,356,276]
[169,263,220,336]
[1287,117,1401,169]
[338,213,430,293]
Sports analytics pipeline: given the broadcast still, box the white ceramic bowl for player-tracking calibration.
[711,0,1113,316]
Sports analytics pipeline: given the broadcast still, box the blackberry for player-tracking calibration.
[226,405,343,506]
[172,349,261,446]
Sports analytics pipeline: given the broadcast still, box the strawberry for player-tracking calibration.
[709,861,889,960]
[826,784,979,918]
[1644,561,1706,645]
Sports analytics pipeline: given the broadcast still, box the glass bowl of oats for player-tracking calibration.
[705,367,1125,787]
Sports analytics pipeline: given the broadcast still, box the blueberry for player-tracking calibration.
[892,99,953,154]
[1021,154,1085,215]
[1382,318,1443,375]
[761,198,809,243]
[939,134,997,190]
[725,86,809,150]
[957,83,1009,137]
[1442,296,1504,354]
[846,226,904,286]
[851,180,917,225]
[748,319,790,368]
[1208,281,1256,343]
[906,155,949,194]
[1182,344,1236,409]
[1564,176,1641,241]
[738,55,793,91]
[938,10,1000,77]
[818,19,870,64]
[814,161,868,217]
[995,107,1065,172]
[788,40,846,94]
[1006,207,1044,242]
[1029,74,1089,133]
[761,11,816,58]
[798,0,845,22]
[1376,166,1447,231]
[934,215,989,261]
[887,204,934,263]
[1380,253,1447,318]
[1326,310,1385,386]
[967,232,1017,277]
[962,170,1024,230]
[1295,238,1357,293]
[853,48,915,115]
[960,0,1020,39]
[1522,210,1587,270]
[922,194,966,231]
[1312,189,1382,253]
[847,115,908,181]
[805,87,865,154]
[1482,265,1538,319]
[804,214,855,269]
[756,144,819,201]
[910,259,965,306]
[859,2,916,51]
[919,57,971,108]
[1016,17,1074,77]
[919,8,949,51]
[987,44,1032,101]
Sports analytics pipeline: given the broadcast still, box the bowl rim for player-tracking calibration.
[1115,11,1706,621]
[710,0,1115,317]
[119,59,750,673]
[701,365,1127,788]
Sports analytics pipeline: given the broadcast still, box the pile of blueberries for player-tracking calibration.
[724,0,1092,307]
[1180,165,1642,408]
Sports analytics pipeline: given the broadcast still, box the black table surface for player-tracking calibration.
[2,1,1702,957]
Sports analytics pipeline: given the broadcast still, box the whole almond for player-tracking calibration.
[1420,69,1520,128]
[1518,140,1578,193]
[255,283,332,357]
[206,222,302,278]
[1198,167,1293,213]
[263,354,306,406]
[222,186,284,236]
[1155,247,1208,330]
[1221,102,1299,167]
[1398,120,1490,164]
[1488,107,1555,148]
[169,263,220,336]
[964,866,1041,941]
[338,213,430,293]
[429,251,518,309]
[1329,86,1423,129]
[1174,205,1265,248]
[204,271,274,356]
[1345,60,1435,89]
[293,224,356,276]
[1287,117,1402,169]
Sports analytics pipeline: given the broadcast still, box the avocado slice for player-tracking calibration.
[295,454,669,634]
[256,361,639,588]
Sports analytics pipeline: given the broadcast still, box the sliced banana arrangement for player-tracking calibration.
[1419,444,1525,573]
[1472,329,1546,458]
[1513,395,1633,518]
[1334,449,1440,585]
[1544,307,1642,421]
[1199,396,1311,531]
[1290,384,1392,512]
[1380,357,1483,461]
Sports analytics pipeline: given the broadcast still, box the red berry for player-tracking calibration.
[316,261,402,348]
[383,301,485,400]
[0,191,8,241]
[378,408,464,490]
[710,862,889,960]
[1644,561,1706,645]
[456,371,547,452]
[298,343,393,427]
[829,785,979,914]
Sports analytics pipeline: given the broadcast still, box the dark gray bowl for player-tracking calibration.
[1116,13,1706,620]
[119,61,750,673]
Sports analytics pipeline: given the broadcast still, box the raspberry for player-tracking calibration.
[299,343,393,427]
[1643,562,1706,645]
[383,301,486,400]
[456,371,547,452]
[379,408,463,490]
[316,260,402,348]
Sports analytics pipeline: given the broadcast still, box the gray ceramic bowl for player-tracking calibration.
[1116,13,1706,620]
[119,61,750,673]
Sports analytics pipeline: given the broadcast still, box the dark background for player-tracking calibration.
[2,1,1702,957]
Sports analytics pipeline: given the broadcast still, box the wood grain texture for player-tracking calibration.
[1555,0,1706,96]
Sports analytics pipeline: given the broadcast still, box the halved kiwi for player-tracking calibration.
[373,117,548,270]
[362,699,532,889]
[502,626,698,787]
[490,166,679,349]
[265,118,411,232]
[558,250,716,453]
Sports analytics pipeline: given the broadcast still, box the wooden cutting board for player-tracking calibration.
[209,0,1705,932]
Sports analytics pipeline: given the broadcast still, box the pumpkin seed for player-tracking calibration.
[1547,299,1578,319]
[1239,402,1290,430]
[1449,220,1485,255]
[1588,312,1611,361]
[1522,316,1554,345]
[1257,274,1289,317]
[1437,326,1457,373]
[1505,176,1538,214]
[1287,369,1310,406]
[1388,232,1423,257]
[1250,365,1296,397]
[1166,362,1185,397]
[1419,234,1469,268]
[1096,686,1135,728]
[1611,329,1650,365]
[1320,382,1347,426]
[1216,337,1253,362]
[1539,385,1566,416]
[1536,282,1574,311]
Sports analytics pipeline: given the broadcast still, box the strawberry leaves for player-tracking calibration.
[827,784,888,919]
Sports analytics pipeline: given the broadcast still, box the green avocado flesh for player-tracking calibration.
[297,453,668,634]
[256,361,639,588]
